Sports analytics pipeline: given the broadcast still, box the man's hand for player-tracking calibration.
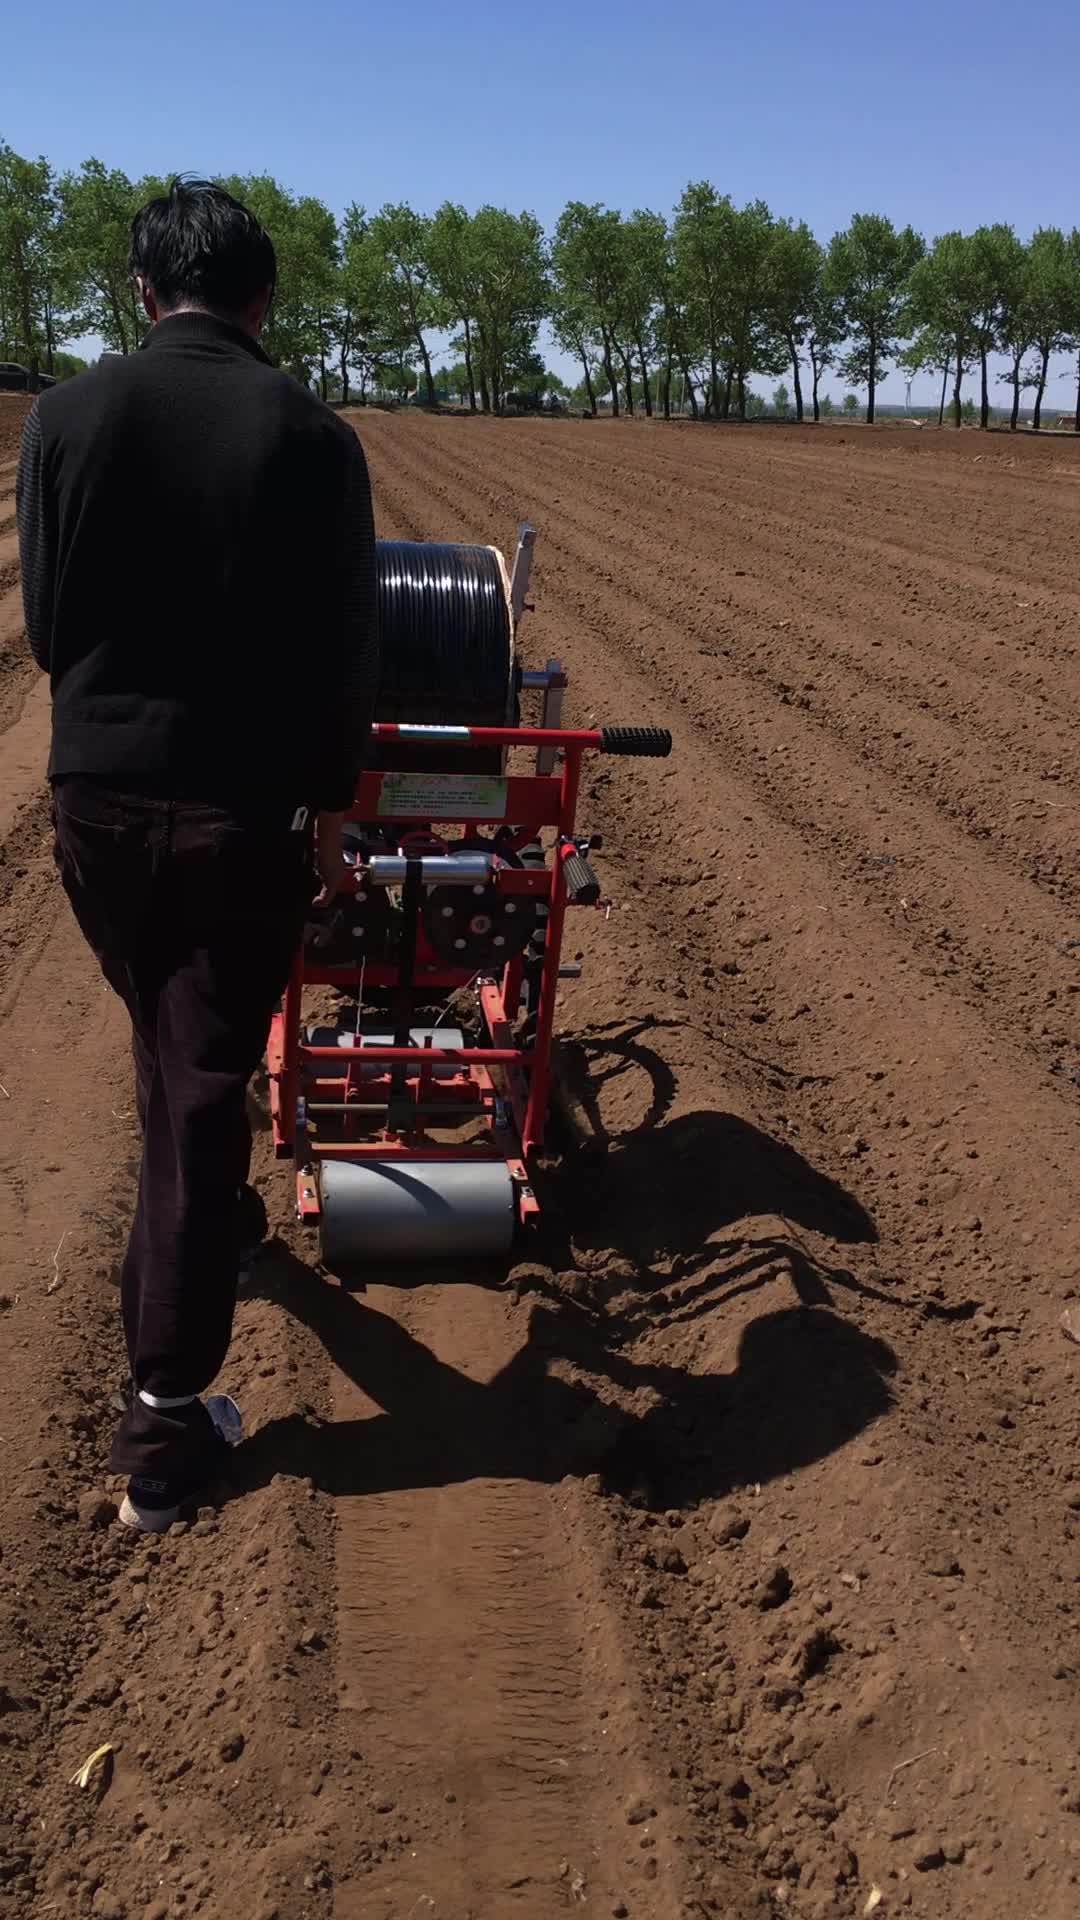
[313,812,353,906]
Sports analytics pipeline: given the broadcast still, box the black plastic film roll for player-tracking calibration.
[371,541,517,775]
[374,541,514,727]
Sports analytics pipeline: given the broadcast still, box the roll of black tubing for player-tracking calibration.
[370,543,516,776]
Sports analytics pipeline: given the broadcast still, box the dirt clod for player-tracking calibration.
[755,1564,793,1611]
[626,1798,657,1826]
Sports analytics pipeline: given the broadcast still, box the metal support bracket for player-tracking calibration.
[509,522,537,628]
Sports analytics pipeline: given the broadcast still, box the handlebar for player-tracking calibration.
[368,722,672,759]
[559,845,602,906]
[599,726,672,757]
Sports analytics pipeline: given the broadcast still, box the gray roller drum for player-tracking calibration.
[319,1158,517,1263]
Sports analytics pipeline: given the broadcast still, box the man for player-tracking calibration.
[16,178,377,1531]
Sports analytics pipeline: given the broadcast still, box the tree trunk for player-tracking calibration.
[578,347,597,415]
[938,356,949,427]
[601,330,619,416]
[1074,346,1080,434]
[637,338,652,417]
[867,334,876,424]
[620,347,635,415]
[1033,344,1049,429]
[788,335,804,422]
[721,364,734,420]
[419,337,436,407]
[737,367,747,420]
[662,344,673,420]
[108,285,127,352]
[464,318,477,412]
[677,352,698,419]
[319,349,328,403]
[709,352,720,419]
[952,342,963,428]
[979,346,989,429]
[17,277,39,390]
[44,298,55,377]
[810,348,821,422]
[1009,351,1021,431]
[479,370,491,413]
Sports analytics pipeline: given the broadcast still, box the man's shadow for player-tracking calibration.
[236,1241,897,1512]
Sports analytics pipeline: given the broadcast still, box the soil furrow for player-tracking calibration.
[359,418,1080,1086]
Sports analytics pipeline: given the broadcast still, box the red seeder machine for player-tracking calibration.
[267,526,670,1263]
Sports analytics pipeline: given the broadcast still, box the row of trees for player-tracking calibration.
[3,139,1080,428]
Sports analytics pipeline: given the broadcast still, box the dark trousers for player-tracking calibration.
[53,778,311,1474]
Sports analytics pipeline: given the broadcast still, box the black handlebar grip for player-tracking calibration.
[562,850,602,906]
[599,726,672,758]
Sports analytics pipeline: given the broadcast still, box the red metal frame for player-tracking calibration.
[268,723,607,1239]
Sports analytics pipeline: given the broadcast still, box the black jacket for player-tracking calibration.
[16,312,377,813]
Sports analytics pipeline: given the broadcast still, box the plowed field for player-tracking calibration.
[1,392,1078,1920]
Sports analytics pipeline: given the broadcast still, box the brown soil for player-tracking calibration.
[1,409,1078,1920]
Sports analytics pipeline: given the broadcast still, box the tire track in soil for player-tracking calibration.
[319,461,690,1920]
[354,411,1080,1920]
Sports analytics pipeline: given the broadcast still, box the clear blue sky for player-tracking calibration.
[3,0,1079,405]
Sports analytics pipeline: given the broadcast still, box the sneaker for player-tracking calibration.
[118,1394,243,1533]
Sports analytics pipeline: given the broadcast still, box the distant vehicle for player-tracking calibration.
[0,361,57,392]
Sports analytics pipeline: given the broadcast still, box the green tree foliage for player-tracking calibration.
[4,133,1079,431]
[899,327,954,426]
[427,203,483,410]
[219,176,338,388]
[826,213,924,422]
[366,203,441,406]
[466,207,547,413]
[964,225,1026,429]
[1021,228,1076,430]
[672,183,733,418]
[551,203,627,416]
[908,233,979,428]
[766,220,823,421]
[1069,230,1080,432]
[0,142,59,379]
[57,159,145,354]
[615,209,667,415]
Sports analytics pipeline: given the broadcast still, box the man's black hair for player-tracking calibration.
[129,177,276,316]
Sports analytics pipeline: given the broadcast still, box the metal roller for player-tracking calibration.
[319,1158,516,1263]
[304,1025,465,1082]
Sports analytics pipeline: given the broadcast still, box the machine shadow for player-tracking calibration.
[236,1239,897,1511]
[547,1024,875,1249]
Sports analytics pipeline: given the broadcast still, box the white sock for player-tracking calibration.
[138,1389,197,1410]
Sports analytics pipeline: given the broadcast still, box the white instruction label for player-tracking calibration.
[377,773,509,819]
